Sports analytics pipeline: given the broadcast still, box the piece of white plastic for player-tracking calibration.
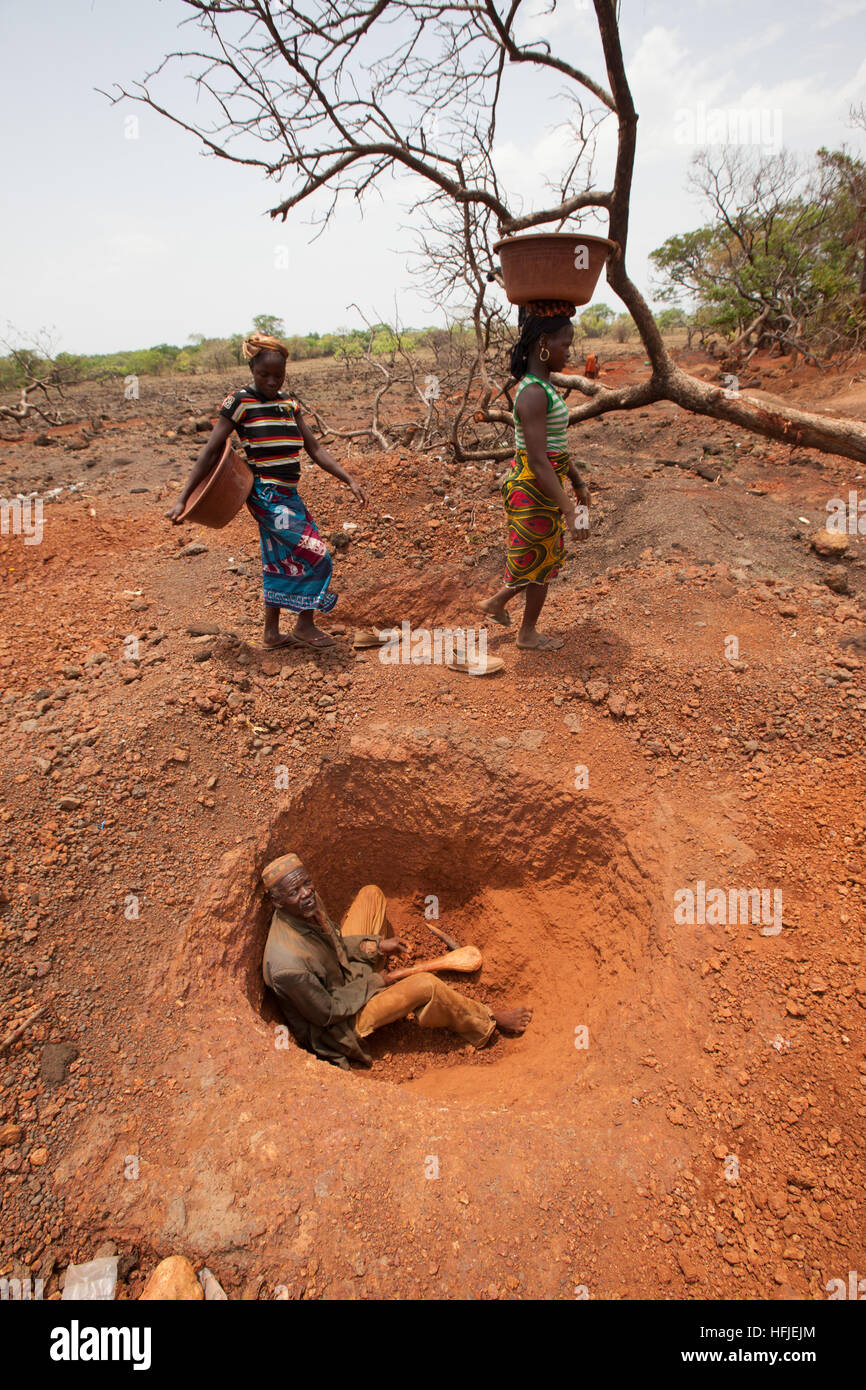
[61,1257,118,1301]
[198,1266,228,1300]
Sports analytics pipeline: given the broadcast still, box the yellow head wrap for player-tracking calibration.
[242,333,289,362]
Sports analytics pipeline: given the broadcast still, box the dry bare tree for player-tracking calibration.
[105,0,866,463]
[0,329,67,426]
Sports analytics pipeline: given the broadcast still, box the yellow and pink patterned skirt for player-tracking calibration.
[501,450,569,587]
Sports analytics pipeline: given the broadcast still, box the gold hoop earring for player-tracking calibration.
[539,346,550,362]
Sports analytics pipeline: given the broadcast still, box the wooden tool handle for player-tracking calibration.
[385,945,482,983]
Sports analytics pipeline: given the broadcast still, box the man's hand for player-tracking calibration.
[378,937,409,959]
[378,967,409,986]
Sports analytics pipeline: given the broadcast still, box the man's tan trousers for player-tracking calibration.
[343,885,495,1050]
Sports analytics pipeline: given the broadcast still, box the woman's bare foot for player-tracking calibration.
[478,596,512,628]
[491,1006,532,1035]
[516,631,563,651]
[263,631,298,649]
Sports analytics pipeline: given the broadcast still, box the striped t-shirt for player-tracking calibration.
[219,388,304,481]
[513,373,570,455]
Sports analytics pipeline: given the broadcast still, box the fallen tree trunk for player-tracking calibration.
[664,366,866,462]
[478,364,866,463]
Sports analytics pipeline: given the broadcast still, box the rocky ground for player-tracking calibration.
[0,346,864,1300]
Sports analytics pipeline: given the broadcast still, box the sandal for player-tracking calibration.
[352,627,393,650]
[516,634,564,651]
[446,656,506,676]
[478,603,512,628]
[286,630,337,651]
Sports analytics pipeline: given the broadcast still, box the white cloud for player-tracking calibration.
[815,0,866,29]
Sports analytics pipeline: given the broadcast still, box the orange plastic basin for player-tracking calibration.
[179,441,253,529]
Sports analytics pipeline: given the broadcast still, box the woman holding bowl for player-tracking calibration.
[168,332,367,650]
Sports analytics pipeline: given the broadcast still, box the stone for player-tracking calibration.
[768,1190,788,1218]
[139,1255,204,1301]
[40,1042,78,1086]
[0,1122,23,1146]
[810,529,849,557]
[586,678,609,704]
[117,1252,139,1282]
[824,567,851,596]
[517,729,546,751]
[179,543,208,558]
[607,693,627,719]
[28,1147,49,1166]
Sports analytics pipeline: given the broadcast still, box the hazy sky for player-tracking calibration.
[2,0,864,353]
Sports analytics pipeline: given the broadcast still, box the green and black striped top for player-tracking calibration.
[219,388,304,480]
[513,373,570,455]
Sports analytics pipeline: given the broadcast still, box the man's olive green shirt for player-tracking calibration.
[262,907,384,1067]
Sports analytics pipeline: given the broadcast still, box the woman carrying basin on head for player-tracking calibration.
[480,301,590,651]
[168,332,367,650]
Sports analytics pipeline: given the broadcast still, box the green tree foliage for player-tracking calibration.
[0,326,433,386]
[579,303,616,338]
[650,142,866,360]
[610,313,636,342]
[252,313,286,338]
[655,307,688,332]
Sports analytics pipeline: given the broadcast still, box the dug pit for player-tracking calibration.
[168,736,685,1110]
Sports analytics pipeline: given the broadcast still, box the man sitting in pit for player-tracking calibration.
[261,853,531,1070]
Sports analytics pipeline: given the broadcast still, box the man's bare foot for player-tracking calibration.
[491,1006,532,1035]
[516,631,563,651]
[478,597,512,628]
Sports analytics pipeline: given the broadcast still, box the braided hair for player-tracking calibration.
[510,300,576,380]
